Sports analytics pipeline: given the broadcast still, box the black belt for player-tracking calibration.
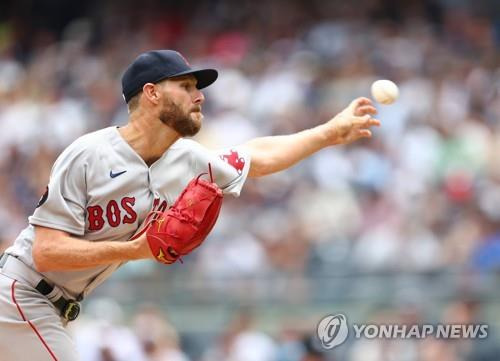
[0,254,80,321]
[35,279,80,321]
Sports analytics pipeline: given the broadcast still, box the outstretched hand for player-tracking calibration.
[325,97,380,145]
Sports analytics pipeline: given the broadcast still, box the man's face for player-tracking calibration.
[157,75,205,137]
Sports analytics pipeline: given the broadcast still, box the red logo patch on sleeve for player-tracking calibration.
[220,150,245,175]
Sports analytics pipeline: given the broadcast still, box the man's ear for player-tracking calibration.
[142,83,160,105]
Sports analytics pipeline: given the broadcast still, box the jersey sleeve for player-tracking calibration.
[192,143,251,197]
[28,143,88,235]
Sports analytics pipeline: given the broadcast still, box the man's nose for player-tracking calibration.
[193,89,205,105]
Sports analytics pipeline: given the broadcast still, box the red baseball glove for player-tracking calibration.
[132,166,223,264]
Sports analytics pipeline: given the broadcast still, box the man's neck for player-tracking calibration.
[119,112,180,166]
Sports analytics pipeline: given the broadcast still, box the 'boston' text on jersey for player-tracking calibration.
[87,197,137,231]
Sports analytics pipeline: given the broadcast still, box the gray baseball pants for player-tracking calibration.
[0,257,78,361]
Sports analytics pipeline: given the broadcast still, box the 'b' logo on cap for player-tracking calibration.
[177,52,190,66]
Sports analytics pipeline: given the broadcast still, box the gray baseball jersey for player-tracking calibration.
[1,126,250,360]
[6,126,251,300]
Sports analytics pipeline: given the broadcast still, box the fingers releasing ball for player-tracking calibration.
[371,80,399,105]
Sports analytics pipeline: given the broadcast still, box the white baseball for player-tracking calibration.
[371,79,399,105]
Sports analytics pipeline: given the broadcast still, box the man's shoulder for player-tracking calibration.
[171,138,206,153]
[58,127,116,162]
[72,127,115,148]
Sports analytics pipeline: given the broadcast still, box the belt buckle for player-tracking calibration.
[62,301,80,321]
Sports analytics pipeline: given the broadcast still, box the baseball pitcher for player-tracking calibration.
[0,50,379,360]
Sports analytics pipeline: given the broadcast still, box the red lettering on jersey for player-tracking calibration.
[220,150,245,175]
[152,198,160,210]
[87,205,105,231]
[158,200,168,212]
[152,197,168,212]
[121,197,137,224]
[106,200,121,227]
[87,197,139,230]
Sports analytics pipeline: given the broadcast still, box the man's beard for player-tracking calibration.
[159,98,201,137]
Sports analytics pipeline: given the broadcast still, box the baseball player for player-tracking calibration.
[0,50,379,361]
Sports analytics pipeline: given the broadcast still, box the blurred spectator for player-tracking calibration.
[70,298,147,361]
[132,304,190,361]
[202,309,277,361]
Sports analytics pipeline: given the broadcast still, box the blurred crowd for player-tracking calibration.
[0,0,499,360]
[67,296,499,361]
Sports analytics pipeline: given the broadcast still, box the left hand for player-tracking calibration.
[324,97,380,145]
[131,174,223,265]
